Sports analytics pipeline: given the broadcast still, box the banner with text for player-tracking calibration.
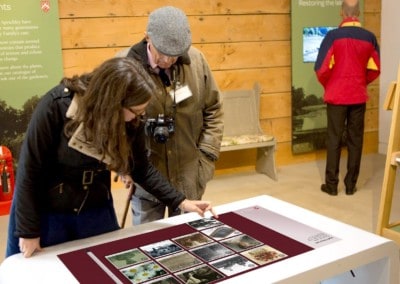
[0,1,63,160]
[291,0,363,154]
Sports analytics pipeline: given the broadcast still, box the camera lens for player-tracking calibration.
[153,126,170,144]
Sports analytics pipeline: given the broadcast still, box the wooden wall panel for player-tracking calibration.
[276,142,327,166]
[190,15,290,42]
[60,15,290,49]
[364,13,381,37]
[62,48,120,76]
[57,0,381,172]
[59,0,290,18]
[212,68,291,92]
[365,109,379,132]
[198,42,291,70]
[260,92,292,119]
[367,84,379,109]
[60,18,147,48]
[62,41,290,76]
[363,132,379,153]
[266,117,292,143]
[365,0,381,12]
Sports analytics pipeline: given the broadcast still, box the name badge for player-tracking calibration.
[170,85,192,103]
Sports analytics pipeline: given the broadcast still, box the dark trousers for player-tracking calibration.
[6,199,120,258]
[325,103,366,190]
[131,184,181,225]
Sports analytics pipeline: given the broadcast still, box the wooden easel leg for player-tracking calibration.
[376,64,400,243]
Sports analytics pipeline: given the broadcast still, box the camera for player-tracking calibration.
[145,114,175,144]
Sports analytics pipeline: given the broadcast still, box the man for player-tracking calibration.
[314,0,380,196]
[116,6,223,224]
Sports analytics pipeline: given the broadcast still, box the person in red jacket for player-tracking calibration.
[314,0,380,196]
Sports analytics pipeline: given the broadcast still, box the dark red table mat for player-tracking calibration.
[58,211,313,283]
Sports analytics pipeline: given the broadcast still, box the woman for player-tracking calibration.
[6,57,217,258]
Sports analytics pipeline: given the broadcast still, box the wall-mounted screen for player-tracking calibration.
[303,26,336,63]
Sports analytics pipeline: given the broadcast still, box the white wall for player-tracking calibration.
[379,0,400,154]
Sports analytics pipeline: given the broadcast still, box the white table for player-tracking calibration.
[0,195,398,284]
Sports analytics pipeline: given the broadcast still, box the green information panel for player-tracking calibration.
[291,0,363,154]
[0,0,63,159]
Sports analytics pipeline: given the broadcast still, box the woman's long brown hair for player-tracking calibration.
[63,57,158,173]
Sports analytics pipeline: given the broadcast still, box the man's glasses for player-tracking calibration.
[149,42,178,63]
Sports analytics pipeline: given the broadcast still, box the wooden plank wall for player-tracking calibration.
[58,0,381,172]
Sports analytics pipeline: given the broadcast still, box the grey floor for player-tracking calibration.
[1,153,398,263]
[202,153,400,233]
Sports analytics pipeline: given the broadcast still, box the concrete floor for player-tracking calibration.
[1,153,399,263]
[207,153,400,231]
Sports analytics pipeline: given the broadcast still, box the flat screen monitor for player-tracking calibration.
[303,26,336,63]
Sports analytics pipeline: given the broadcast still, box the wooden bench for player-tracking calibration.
[220,83,278,181]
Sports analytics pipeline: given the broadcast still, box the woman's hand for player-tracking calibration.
[179,199,218,218]
[19,237,42,258]
[119,174,134,189]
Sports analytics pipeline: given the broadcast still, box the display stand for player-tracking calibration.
[376,64,400,244]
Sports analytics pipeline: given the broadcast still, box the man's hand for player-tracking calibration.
[19,237,42,258]
[179,199,218,218]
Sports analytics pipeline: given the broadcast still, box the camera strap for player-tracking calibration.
[158,68,171,87]
[171,67,177,111]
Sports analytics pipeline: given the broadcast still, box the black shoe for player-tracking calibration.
[321,184,338,196]
[346,187,357,195]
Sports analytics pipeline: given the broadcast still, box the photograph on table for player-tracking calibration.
[140,240,183,258]
[157,251,202,272]
[145,275,181,284]
[120,261,167,283]
[106,248,150,269]
[221,234,263,252]
[191,243,235,262]
[211,254,257,276]
[241,245,287,265]
[202,225,241,240]
[172,232,213,249]
[175,264,224,283]
[187,217,223,230]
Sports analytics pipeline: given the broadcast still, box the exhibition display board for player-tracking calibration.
[0,1,63,174]
[0,195,398,283]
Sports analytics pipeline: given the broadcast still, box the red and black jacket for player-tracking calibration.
[314,18,380,105]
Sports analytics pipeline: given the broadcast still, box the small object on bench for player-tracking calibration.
[220,82,277,181]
